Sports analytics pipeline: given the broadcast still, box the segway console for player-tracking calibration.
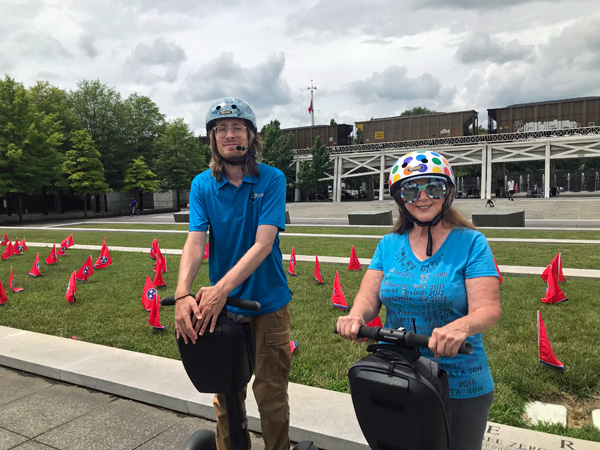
[336,325,472,450]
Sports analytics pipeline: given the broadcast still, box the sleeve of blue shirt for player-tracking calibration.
[189,172,210,232]
[465,231,499,279]
[257,167,287,231]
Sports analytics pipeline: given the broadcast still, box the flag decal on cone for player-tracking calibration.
[537,310,564,370]
[331,270,349,311]
[288,246,298,276]
[76,256,95,282]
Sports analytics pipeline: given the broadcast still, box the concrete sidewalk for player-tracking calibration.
[2,326,600,450]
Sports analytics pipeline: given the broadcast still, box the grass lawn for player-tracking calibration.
[1,227,600,442]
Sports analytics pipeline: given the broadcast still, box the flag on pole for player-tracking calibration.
[541,263,567,304]
[1,241,12,260]
[45,244,58,265]
[153,262,166,287]
[148,285,166,330]
[61,234,74,248]
[288,246,298,276]
[493,256,503,285]
[348,245,362,271]
[142,275,155,311]
[94,245,112,269]
[541,253,565,283]
[314,254,324,284]
[0,279,7,305]
[0,233,8,246]
[9,267,24,292]
[75,256,95,282]
[66,270,77,303]
[11,238,22,255]
[331,270,349,311]
[154,244,163,271]
[203,241,209,260]
[537,310,564,370]
[308,99,313,113]
[29,253,45,277]
[150,238,157,260]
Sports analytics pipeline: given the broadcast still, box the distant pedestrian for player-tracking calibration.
[507,179,515,201]
[130,198,139,216]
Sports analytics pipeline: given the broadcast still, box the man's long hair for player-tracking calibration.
[209,124,262,181]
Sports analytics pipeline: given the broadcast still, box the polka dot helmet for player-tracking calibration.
[206,97,257,133]
[389,150,455,197]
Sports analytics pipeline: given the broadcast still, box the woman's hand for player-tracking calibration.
[428,323,469,358]
[336,315,365,342]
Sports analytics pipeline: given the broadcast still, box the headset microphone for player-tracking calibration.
[236,145,246,151]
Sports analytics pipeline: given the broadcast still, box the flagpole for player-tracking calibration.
[307,79,316,126]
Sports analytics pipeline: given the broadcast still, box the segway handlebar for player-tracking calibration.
[335,325,473,355]
[161,296,261,312]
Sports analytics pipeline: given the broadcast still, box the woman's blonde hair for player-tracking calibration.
[209,125,262,181]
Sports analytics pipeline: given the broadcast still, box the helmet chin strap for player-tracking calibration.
[398,202,448,257]
[218,153,248,166]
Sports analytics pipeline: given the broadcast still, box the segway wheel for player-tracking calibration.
[183,429,217,450]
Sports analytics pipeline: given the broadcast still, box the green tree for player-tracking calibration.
[401,106,437,116]
[62,129,109,218]
[329,118,337,126]
[123,93,165,162]
[154,118,205,208]
[260,120,295,182]
[295,136,331,200]
[29,81,78,214]
[68,79,129,191]
[0,76,64,222]
[122,156,160,211]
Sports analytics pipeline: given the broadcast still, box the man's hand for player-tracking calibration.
[175,295,201,344]
[196,285,228,335]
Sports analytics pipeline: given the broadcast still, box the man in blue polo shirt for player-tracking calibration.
[174,97,292,450]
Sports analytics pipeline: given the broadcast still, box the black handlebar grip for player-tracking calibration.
[159,296,260,312]
[227,297,261,312]
[459,341,473,355]
[161,296,175,306]
[403,331,430,349]
[356,325,380,341]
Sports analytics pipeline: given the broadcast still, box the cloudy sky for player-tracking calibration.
[2,0,600,136]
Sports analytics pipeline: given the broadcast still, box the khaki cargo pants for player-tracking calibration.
[214,303,291,450]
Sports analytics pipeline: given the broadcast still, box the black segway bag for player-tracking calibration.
[177,313,254,394]
[348,348,450,450]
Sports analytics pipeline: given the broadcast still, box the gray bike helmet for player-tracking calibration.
[205,97,257,133]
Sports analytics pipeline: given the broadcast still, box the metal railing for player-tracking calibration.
[292,126,600,156]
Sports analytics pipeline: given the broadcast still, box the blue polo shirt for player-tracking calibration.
[188,163,291,316]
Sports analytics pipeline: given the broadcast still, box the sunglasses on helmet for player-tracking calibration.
[399,179,447,204]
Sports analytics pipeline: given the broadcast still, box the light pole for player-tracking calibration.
[307,80,316,126]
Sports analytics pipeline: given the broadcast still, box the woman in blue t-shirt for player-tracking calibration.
[337,150,501,450]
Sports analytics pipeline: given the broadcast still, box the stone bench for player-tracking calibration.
[472,209,525,227]
[173,212,189,223]
[348,210,393,226]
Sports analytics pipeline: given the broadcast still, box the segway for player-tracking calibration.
[162,296,318,450]
[335,325,473,450]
